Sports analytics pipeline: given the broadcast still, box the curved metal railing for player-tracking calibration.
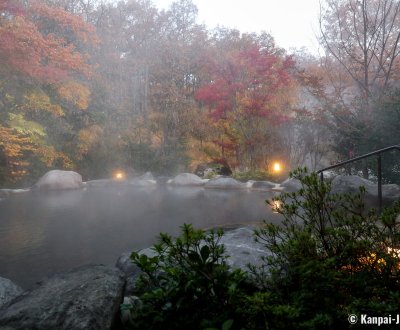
[316,145,400,212]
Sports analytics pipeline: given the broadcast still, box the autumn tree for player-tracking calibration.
[196,32,295,170]
[0,0,97,185]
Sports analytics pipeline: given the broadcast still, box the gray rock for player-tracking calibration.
[331,175,376,195]
[204,177,246,189]
[116,249,156,296]
[220,227,270,270]
[280,178,302,192]
[33,170,83,190]
[0,265,125,330]
[0,278,23,309]
[169,173,204,186]
[382,184,400,201]
[251,180,276,190]
[330,175,400,207]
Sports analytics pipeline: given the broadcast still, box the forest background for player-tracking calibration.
[1,0,400,187]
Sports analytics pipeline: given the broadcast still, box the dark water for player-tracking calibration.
[0,185,279,289]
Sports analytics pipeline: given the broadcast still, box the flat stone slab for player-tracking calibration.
[0,265,125,330]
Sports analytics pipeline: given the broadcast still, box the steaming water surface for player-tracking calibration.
[0,185,278,289]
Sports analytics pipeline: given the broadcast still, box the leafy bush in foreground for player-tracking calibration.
[252,168,400,329]
[122,168,400,330]
[122,224,255,330]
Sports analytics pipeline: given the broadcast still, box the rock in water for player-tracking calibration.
[280,177,302,192]
[0,265,125,330]
[0,278,23,309]
[169,173,204,186]
[34,170,83,190]
[204,177,246,189]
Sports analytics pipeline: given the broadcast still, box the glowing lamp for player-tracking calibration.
[114,171,125,180]
[272,162,282,173]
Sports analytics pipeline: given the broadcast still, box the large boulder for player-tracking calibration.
[280,178,302,192]
[331,175,400,207]
[0,278,23,309]
[169,173,204,186]
[220,227,270,270]
[0,265,125,330]
[205,177,246,190]
[33,170,83,190]
[382,184,400,202]
[331,175,376,195]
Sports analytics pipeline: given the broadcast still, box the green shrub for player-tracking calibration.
[122,224,254,330]
[251,168,400,329]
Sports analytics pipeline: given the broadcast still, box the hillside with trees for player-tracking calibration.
[1,0,399,187]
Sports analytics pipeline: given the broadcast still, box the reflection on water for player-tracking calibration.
[0,186,279,289]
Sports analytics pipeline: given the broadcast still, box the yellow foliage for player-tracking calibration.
[0,126,33,158]
[57,81,91,110]
[77,125,103,158]
[185,137,219,171]
[23,91,64,116]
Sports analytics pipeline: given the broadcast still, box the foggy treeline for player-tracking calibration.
[1,0,400,186]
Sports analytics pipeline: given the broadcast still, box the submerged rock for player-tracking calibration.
[33,170,83,191]
[0,265,125,330]
[0,277,23,309]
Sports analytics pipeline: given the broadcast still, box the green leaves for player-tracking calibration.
[253,168,400,329]
[124,223,253,329]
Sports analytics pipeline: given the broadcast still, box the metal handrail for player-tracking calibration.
[316,145,400,212]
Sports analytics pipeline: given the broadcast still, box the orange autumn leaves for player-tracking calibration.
[0,0,96,182]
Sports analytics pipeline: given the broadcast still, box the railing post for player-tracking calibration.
[377,154,382,213]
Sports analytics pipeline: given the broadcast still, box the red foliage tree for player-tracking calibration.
[196,37,295,169]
